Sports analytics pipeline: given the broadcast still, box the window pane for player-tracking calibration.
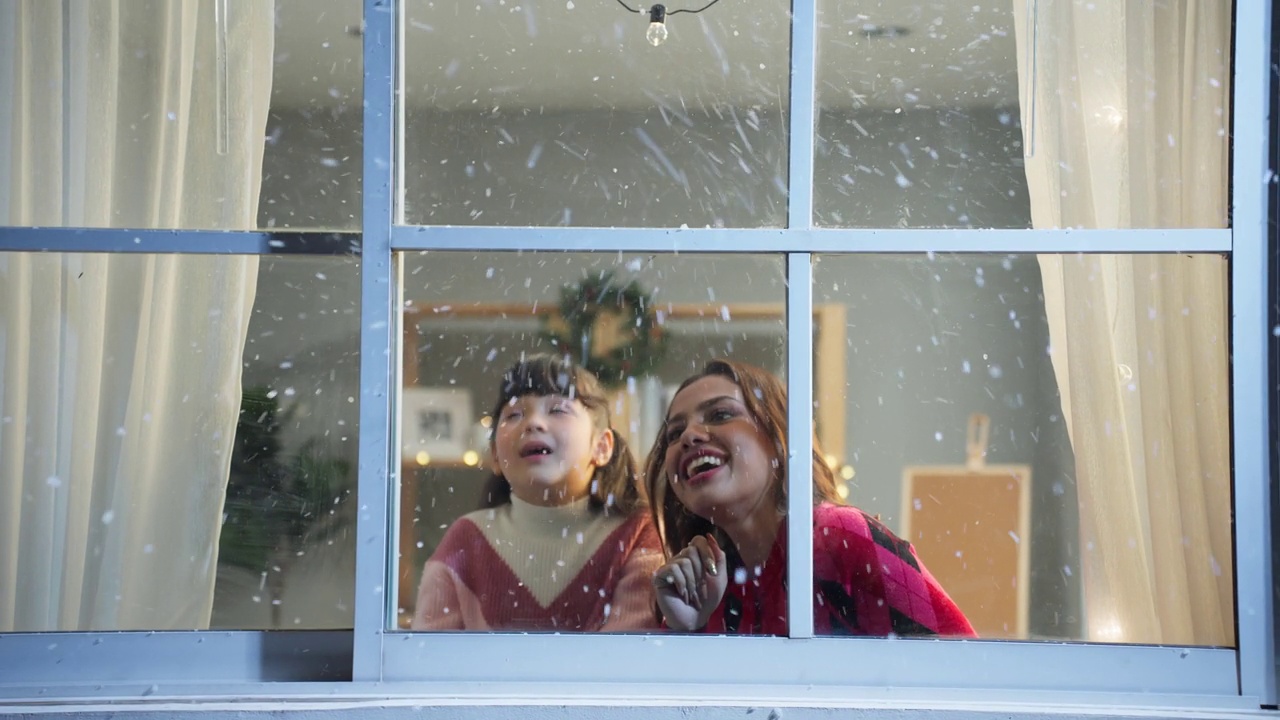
[259,0,363,231]
[0,0,361,232]
[0,251,359,631]
[813,253,1233,645]
[401,1,790,228]
[814,1,1230,229]
[396,252,789,631]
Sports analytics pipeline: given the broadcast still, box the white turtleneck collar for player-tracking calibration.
[464,495,627,606]
[506,494,595,538]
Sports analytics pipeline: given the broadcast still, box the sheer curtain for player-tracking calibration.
[1013,0,1233,645]
[0,1,273,631]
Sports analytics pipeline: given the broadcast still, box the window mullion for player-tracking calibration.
[1229,0,1275,706]
[786,0,817,230]
[387,226,1233,254]
[353,0,397,682]
[0,227,306,253]
[786,252,815,639]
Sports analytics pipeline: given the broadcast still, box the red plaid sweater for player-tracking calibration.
[700,503,976,637]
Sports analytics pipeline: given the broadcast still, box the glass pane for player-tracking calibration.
[396,252,790,632]
[0,0,361,232]
[259,0,363,231]
[0,251,359,631]
[813,253,1233,645]
[814,1,1230,229]
[401,0,790,228]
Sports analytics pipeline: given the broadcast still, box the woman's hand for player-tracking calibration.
[651,534,728,632]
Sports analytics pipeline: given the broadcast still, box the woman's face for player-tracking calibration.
[661,374,778,527]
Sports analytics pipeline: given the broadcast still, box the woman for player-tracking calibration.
[643,358,975,637]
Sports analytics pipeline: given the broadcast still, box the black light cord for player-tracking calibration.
[612,0,723,15]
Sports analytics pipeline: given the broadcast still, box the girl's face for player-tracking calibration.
[661,374,778,527]
[491,393,613,507]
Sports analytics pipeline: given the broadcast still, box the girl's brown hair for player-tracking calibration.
[479,353,643,515]
[642,358,842,558]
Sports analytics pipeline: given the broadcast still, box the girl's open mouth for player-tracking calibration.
[519,441,553,458]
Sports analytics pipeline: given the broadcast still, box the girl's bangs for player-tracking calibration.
[497,356,586,406]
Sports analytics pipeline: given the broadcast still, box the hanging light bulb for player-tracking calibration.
[615,0,723,47]
[646,4,668,46]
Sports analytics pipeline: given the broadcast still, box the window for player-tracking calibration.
[0,0,361,682]
[0,0,1274,713]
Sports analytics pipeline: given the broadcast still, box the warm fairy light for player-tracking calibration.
[479,415,492,428]
[835,482,850,500]
[840,464,855,480]
[824,453,839,469]
[415,451,431,466]
[462,450,480,467]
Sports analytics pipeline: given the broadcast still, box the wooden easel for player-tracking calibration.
[900,413,1032,639]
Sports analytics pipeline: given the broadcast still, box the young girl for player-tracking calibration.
[643,358,975,637]
[412,354,662,631]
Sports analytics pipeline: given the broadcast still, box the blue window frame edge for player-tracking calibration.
[1272,0,1280,702]
[1232,0,1277,706]
[0,0,1272,711]
[352,0,397,685]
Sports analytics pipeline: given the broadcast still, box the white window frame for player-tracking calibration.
[0,0,1272,711]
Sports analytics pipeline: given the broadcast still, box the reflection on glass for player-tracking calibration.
[402,0,790,228]
[814,253,1233,646]
[0,1,361,232]
[0,252,359,631]
[396,252,785,630]
[814,1,1230,229]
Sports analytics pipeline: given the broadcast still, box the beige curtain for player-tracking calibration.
[1013,0,1233,645]
[0,0,273,631]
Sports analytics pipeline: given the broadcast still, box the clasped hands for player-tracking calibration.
[650,534,729,632]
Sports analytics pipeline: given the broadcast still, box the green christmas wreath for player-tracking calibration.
[541,271,668,389]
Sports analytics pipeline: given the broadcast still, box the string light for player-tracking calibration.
[613,0,725,47]
[646,5,668,46]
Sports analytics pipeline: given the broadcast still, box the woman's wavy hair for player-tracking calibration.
[642,358,842,558]
[479,353,643,515]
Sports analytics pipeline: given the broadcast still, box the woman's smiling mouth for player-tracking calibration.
[679,450,726,485]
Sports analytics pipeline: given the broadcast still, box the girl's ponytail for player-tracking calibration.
[591,430,643,515]
[478,473,511,509]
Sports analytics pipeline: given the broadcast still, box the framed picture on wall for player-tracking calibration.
[401,387,474,463]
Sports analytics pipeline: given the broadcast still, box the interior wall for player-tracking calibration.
[397,106,1031,230]
[815,108,1030,228]
[259,105,363,232]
